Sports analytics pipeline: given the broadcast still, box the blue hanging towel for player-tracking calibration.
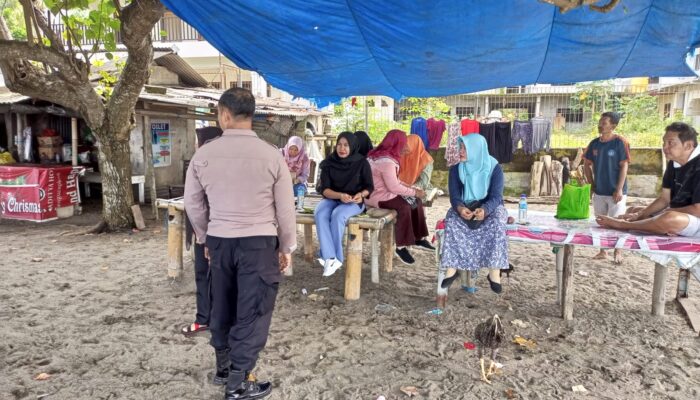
[410,117,429,150]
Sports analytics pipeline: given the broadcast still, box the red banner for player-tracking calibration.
[0,165,82,222]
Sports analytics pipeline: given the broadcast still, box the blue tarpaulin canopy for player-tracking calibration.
[161,0,700,103]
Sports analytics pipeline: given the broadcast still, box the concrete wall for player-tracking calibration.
[130,115,196,190]
[428,147,663,198]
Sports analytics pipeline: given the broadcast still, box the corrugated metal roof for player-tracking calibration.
[140,87,331,117]
[0,90,30,105]
[153,53,209,88]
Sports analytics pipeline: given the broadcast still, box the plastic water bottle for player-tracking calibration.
[296,185,305,211]
[518,194,528,224]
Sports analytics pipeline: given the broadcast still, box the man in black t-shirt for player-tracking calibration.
[596,122,700,237]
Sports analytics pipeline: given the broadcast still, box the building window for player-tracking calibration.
[266,84,272,97]
[663,103,671,118]
[648,77,660,84]
[229,81,253,90]
[557,108,583,123]
[506,86,526,94]
[695,54,700,71]
[455,106,476,119]
[211,81,221,89]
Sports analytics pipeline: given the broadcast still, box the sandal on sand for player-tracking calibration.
[181,322,208,336]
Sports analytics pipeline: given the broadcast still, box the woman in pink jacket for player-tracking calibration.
[366,130,434,265]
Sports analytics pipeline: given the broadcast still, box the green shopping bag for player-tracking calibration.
[556,181,591,219]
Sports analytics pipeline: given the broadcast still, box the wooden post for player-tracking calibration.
[167,205,183,279]
[142,115,158,219]
[677,269,690,299]
[5,113,14,153]
[555,245,564,305]
[344,224,362,300]
[380,222,394,272]
[460,269,471,289]
[560,244,575,320]
[652,263,669,316]
[551,160,563,196]
[71,117,78,167]
[530,161,543,197]
[304,224,314,262]
[540,155,552,196]
[370,229,380,284]
[16,113,23,161]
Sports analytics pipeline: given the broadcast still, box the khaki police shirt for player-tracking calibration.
[184,129,297,253]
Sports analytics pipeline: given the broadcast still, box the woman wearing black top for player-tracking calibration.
[314,131,374,277]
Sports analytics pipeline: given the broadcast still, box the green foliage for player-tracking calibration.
[44,0,121,58]
[1,0,27,40]
[569,80,615,114]
[332,96,452,144]
[93,56,125,99]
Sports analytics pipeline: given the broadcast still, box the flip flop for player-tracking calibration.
[181,322,208,336]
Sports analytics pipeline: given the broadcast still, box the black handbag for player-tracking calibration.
[463,200,483,230]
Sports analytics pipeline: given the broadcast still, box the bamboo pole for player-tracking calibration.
[380,223,394,273]
[167,205,184,279]
[344,224,362,300]
[560,244,575,320]
[304,224,314,263]
[370,229,380,284]
[652,263,668,316]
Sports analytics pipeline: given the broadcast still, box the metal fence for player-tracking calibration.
[49,14,201,46]
[332,81,698,149]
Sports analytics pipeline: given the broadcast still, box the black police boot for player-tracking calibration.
[213,348,231,385]
[224,370,272,400]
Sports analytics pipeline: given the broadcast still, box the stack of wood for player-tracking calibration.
[529,149,587,197]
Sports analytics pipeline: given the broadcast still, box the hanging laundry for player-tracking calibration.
[460,118,480,135]
[494,121,513,163]
[427,118,446,150]
[410,117,429,149]
[445,122,461,167]
[531,117,552,152]
[478,122,497,159]
[512,120,533,154]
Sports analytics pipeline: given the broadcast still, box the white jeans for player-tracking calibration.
[592,194,627,217]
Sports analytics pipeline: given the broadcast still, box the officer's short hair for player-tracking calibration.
[219,88,255,119]
[666,122,698,147]
[600,111,621,125]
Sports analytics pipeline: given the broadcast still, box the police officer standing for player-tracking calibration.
[185,88,296,399]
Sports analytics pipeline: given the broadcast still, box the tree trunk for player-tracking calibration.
[96,131,135,230]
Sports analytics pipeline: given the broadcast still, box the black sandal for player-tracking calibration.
[441,272,459,289]
[486,274,502,294]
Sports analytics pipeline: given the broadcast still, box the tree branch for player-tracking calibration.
[105,0,164,139]
[0,39,87,83]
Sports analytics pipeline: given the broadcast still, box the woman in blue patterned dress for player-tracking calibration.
[440,134,509,293]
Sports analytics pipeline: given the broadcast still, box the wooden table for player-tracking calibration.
[155,196,398,301]
[81,171,146,204]
[436,210,700,326]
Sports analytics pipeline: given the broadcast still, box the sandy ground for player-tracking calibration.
[1,197,699,400]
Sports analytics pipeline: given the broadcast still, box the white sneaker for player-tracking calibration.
[317,258,326,268]
[323,258,342,277]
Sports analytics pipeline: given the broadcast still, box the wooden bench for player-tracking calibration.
[293,206,397,300]
[156,196,398,301]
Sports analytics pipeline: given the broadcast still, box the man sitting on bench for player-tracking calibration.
[596,122,700,237]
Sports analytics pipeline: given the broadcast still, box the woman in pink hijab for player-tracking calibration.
[281,136,310,194]
[365,129,434,265]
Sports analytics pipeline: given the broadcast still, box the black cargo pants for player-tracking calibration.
[206,235,281,372]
